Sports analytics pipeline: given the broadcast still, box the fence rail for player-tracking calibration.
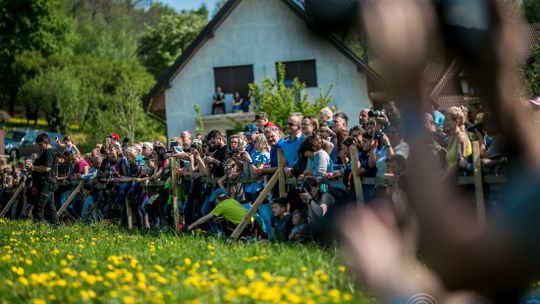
[0,141,504,235]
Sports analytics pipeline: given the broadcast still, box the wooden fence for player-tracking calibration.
[0,141,504,236]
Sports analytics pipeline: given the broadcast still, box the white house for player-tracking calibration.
[144,0,384,138]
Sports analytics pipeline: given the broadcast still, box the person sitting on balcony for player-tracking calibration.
[232,91,244,113]
[254,112,276,131]
[212,86,226,115]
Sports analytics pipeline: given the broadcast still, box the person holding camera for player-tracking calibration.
[368,124,409,179]
[299,176,335,221]
[26,133,59,224]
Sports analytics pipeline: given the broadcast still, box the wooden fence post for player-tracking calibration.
[56,181,84,217]
[349,145,365,206]
[230,171,279,239]
[472,141,486,224]
[171,158,180,232]
[278,149,286,198]
[0,180,25,218]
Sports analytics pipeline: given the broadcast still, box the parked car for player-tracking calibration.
[4,129,63,160]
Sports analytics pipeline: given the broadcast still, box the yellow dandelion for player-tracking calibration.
[338,266,346,273]
[244,269,256,280]
[343,293,353,301]
[18,276,29,286]
[300,266,308,272]
[123,295,136,304]
[184,258,192,266]
[31,299,45,304]
[109,290,119,298]
[154,265,165,273]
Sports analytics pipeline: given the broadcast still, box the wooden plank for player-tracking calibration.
[472,141,486,224]
[278,148,286,198]
[230,171,279,239]
[171,158,180,233]
[0,181,25,218]
[56,181,84,217]
[125,196,133,229]
[349,145,365,206]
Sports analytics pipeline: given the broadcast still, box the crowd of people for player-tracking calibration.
[0,101,507,241]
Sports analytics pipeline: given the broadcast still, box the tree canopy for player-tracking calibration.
[0,0,210,144]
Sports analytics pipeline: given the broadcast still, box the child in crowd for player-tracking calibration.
[270,198,292,242]
[289,209,308,242]
[55,135,80,156]
[80,184,96,224]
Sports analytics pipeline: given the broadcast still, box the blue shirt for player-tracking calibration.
[281,134,305,168]
[270,138,285,168]
[244,149,270,193]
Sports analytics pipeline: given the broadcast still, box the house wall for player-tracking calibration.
[165,0,370,138]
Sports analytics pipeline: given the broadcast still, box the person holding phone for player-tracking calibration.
[26,133,59,224]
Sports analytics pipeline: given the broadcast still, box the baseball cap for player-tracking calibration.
[253,112,268,122]
[244,124,259,136]
[214,188,228,199]
[108,133,120,141]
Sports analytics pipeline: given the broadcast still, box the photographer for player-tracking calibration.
[26,133,59,224]
[299,176,335,221]
[368,124,409,179]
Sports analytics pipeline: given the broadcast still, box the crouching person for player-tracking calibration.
[187,189,247,236]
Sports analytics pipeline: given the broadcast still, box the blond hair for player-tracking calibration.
[254,134,270,153]
[446,106,465,126]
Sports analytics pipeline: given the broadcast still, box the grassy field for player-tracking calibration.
[0,219,373,304]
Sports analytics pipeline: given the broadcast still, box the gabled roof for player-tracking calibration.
[427,23,540,110]
[143,0,385,113]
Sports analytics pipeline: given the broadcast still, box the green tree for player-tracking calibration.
[137,6,208,78]
[526,39,540,96]
[0,0,75,115]
[92,63,161,143]
[17,67,86,133]
[249,63,333,129]
[523,0,540,23]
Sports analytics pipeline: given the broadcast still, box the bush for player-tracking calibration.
[249,63,333,129]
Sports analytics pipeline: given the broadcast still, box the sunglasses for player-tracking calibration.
[287,122,297,126]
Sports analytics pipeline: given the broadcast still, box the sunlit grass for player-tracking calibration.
[0,219,373,303]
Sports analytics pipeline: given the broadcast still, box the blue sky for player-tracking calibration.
[158,0,219,12]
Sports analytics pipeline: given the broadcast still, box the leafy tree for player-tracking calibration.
[137,6,208,78]
[249,63,333,129]
[92,63,162,143]
[523,0,540,23]
[17,67,86,133]
[0,0,75,115]
[73,15,138,62]
[526,39,540,96]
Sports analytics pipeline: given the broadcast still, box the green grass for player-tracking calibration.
[0,219,374,303]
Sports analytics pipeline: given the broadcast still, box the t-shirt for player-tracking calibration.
[74,159,90,175]
[211,199,248,225]
[211,146,227,178]
[269,138,285,168]
[306,150,331,176]
[281,135,305,168]
[33,148,57,187]
[271,213,293,242]
[359,150,376,177]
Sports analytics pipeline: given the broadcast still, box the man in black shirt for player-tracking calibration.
[205,130,227,178]
[26,133,58,224]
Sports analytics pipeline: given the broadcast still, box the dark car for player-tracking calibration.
[4,129,63,160]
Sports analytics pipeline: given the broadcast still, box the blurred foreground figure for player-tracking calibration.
[306,0,540,302]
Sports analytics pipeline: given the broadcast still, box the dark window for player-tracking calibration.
[277,60,317,87]
[214,65,254,96]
